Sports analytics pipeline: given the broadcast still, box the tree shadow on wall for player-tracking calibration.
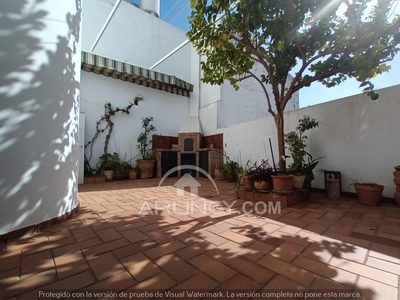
[0,0,82,236]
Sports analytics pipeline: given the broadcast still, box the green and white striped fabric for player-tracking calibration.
[81,52,193,97]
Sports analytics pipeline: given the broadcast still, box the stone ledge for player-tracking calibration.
[236,189,307,208]
[0,203,80,243]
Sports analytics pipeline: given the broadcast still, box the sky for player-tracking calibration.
[132,0,400,108]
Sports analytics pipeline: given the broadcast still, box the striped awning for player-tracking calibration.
[81,52,193,97]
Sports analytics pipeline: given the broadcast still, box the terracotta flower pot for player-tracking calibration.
[354,184,383,206]
[84,177,96,184]
[94,176,106,183]
[292,174,306,190]
[272,175,294,192]
[85,176,106,184]
[395,191,400,206]
[394,165,400,172]
[226,174,237,182]
[393,171,400,177]
[254,180,271,192]
[243,175,254,191]
[129,170,137,180]
[137,160,155,179]
[239,176,245,186]
[214,169,225,180]
[103,170,114,181]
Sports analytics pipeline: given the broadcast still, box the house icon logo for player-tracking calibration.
[156,165,219,197]
[173,173,201,196]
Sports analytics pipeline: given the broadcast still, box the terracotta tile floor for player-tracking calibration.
[1,178,400,300]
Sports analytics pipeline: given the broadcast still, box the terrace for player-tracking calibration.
[1,178,399,299]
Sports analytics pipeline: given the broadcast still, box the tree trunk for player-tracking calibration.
[275,113,286,172]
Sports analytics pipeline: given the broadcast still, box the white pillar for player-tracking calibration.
[0,0,82,236]
[190,46,201,117]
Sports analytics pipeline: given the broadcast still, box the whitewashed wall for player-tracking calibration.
[220,85,400,198]
[0,0,82,235]
[199,63,299,136]
[80,0,193,169]
[82,0,191,82]
[80,72,190,168]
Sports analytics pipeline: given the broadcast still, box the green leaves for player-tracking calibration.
[188,0,400,100]
[188,0,400,166]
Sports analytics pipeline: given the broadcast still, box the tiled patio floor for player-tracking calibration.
[1,178,400,300]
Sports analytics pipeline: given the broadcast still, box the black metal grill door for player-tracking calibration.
[161,152,178,177]
[199,151,208,178]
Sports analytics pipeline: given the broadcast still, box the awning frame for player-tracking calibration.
[81,52,193,97]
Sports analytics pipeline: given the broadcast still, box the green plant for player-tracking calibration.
[348,179,381,189]
[113,161,131,180]
[84,165,100,177]
[284,116,322,181]
[98,152,120,170]
[137,117,157,160]
[85,102,135,170]
[235,160,254,187]
[188,0,400,171]
[302,154,323,182]
[219,158,241,181]
[248,160,276,183]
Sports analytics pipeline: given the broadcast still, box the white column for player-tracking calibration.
[190,46,201,117]
[0,0,82,235]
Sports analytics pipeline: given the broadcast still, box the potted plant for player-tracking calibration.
[137,117,157,179]
[98,152,120,181]
[219,158,240,181]
[249,160,275,192]
[214,167,225,180]
[271,173,294,192]
[114,161,131,180]
[236,160,255,190]
[214,155,226,180]
[84,166,105,184]
[350,180,384,206]
[284,115,322,190]
[129,165,139,180]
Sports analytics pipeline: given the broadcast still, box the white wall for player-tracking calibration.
[199,62,299,136]
[198,69,221,136]
[80,72,190,168]
[218,66,299,128]
[82,0,191,82]
[0,0,81,235]
[220,85,400,198]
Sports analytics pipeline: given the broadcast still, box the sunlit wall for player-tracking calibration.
[0,0,82,235]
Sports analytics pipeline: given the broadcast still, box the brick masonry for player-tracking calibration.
[155,133,223,178]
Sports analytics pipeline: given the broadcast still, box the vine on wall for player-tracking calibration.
[84,102,135,170]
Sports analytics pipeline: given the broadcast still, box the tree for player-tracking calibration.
[187,0,400,171]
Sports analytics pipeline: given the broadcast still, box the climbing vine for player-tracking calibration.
[84,102,135,170]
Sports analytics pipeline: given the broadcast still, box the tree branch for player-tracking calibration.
[292,65,350,93]
[232,34,282,104]
[247,71,276,118]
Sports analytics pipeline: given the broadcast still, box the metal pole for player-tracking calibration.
[149,39,190,69]
[269,138,277,172]
[90,0,122,52]
[149,0,240,69]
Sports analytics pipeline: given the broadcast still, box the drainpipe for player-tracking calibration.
[90,0,122,52]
